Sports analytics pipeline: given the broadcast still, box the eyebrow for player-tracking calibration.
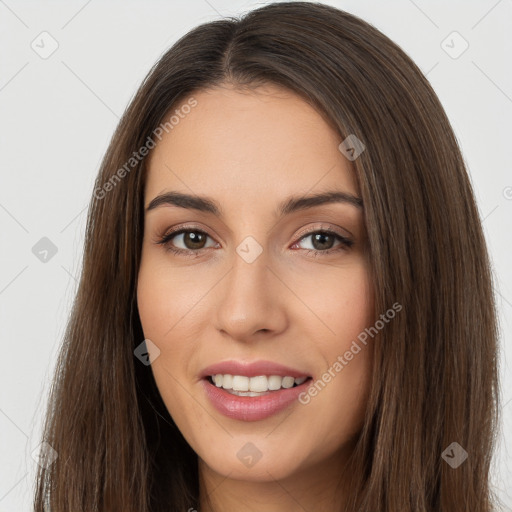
[145,190,363,218]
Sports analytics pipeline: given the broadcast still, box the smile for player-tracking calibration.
[202,374,313,421]
[208,374,309,395]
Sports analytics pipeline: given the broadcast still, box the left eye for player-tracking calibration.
[292,230,353,252]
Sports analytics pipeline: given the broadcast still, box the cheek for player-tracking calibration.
[136,251,212,402]
[136,257,198,429]
[136,255,186,385]
[294,261,374,436]
[136,253,209,342]
[293,258,374,344]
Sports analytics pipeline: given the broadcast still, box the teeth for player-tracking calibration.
[268,375,282,390]
[228,390,269,397]
[232,375,249,391]
[249,375,268,392]
[221,374,233,389]
[294,376,307,386]
[211,374,309,392]
[282,376,295,388]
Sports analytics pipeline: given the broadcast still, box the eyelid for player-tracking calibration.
[159,222,216,239]
[155,221,354,256]
[158,222,351,244]
[293,222,352,242]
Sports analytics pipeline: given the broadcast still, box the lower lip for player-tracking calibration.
[202,378,312,422]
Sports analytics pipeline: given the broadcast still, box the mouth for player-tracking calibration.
[202,372,314,421]
[204,374,313,397]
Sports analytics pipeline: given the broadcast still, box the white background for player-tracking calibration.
[0,1,511,510]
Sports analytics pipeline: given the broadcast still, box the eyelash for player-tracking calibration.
[155,224,354,259]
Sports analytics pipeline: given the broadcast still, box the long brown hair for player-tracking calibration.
[34,2,500,510]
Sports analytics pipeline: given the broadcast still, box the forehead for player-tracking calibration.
[145,84,358,209]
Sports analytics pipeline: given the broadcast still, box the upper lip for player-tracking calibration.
[200,360,312,379]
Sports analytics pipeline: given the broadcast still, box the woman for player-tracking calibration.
[34,2,500,511]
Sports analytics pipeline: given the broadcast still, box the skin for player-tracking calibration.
[137,83,375,512]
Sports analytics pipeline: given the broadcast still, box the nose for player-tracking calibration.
[214,247,288,343]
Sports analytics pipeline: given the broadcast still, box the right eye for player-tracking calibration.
[156,227,219,256]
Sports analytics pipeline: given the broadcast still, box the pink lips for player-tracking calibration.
[200,360,312,422]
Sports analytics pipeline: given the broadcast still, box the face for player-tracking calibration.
[137,83,374,484]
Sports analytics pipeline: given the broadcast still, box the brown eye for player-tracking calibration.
[157,228,218,255]
[310,232,336,250]
[181,231,208,250]
[293,229,353,254]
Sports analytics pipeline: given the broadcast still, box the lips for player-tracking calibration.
[199,359,312,380]
[202,375,313,421]
[199,360,313,421]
